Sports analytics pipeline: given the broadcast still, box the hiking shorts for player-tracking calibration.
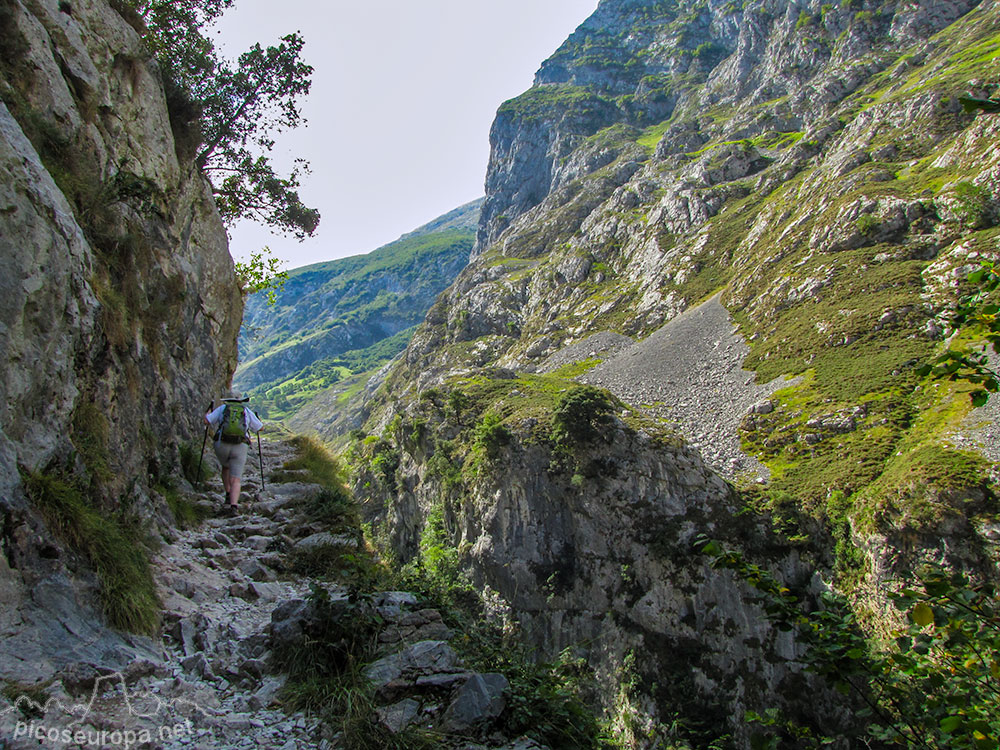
[214,440,249,479]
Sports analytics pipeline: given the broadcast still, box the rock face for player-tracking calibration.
[0,0,240,683]
[355,400,850,746]
[356,0,1000,746]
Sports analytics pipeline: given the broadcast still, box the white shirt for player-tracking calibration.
[206,403,264,438]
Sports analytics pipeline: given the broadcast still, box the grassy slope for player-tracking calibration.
[237,227,475,419]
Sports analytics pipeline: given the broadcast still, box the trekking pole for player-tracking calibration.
[196,401,212,488]
[257,431,265,493]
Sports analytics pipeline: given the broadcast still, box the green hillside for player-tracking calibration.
[236,200,480,418]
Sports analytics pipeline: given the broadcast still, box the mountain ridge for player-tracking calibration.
[349,0,1000,744]
[235,200,482,414]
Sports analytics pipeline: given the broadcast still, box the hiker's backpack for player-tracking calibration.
[218,402,248,444]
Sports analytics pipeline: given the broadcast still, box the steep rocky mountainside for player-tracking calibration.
[353,0,1000,743]
[0,0,239,683]
[235,199,481,408]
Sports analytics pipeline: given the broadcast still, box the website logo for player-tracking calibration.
[1,669,211,748]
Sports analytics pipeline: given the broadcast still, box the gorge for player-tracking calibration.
[0,0,998,748]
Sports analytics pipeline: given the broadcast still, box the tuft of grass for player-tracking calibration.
[274,586,440,749]
[23,472,160,635]
[71,400,113,486]
[179,440,210,487]
[157,483,209,529]
[282,435,348,491]
[1,681,49,719]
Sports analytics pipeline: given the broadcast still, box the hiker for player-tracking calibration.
[204,392,263,513]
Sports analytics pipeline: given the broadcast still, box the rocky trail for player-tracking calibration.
[0,435,546,750]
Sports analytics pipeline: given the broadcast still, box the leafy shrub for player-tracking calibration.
[552,385,618,446]
[951,181,992,229]
[473,412,511,461]
[447,388,470,420]
[855,213,879,236]
[700,538,1000,749]
[369,442,400,488]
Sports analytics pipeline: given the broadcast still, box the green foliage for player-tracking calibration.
[855,213,880,236]
[699,538,1000,749]
[552,385,618,446]
[234,245,288,305]
[693,41,727,59]
[960,95,1000,113]
[464,637,617,750]
[281,434,349,491]
[368,440,400,489]
[951,181,992,229]
[417,504,464,591]
[472,412,511,462]
[918,261,1000,406]
[825,491,865,586]
[124,0,319,237]
[23,472,160,635]
[880,568,1000,749]
[795,11,814,30]
[447,388,470,420]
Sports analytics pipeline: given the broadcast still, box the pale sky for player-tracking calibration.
[214,0,598,270]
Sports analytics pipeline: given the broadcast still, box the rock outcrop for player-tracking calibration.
[353,0,1000,746]
[0,0,240,685]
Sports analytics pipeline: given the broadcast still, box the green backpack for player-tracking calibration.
[219,402,248,444]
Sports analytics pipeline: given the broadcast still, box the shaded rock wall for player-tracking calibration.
[357,414,850,747]
[0,0,241,682]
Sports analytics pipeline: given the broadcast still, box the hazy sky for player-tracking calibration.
[214,0,598,270]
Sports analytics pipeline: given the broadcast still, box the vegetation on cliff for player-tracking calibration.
[345,0,1000,745]
[117,0,320,238]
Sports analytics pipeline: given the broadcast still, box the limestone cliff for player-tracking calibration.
[355,0,1000,744]
[0,0,241,681]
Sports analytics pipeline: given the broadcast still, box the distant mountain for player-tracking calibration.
[235,199,481,418]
